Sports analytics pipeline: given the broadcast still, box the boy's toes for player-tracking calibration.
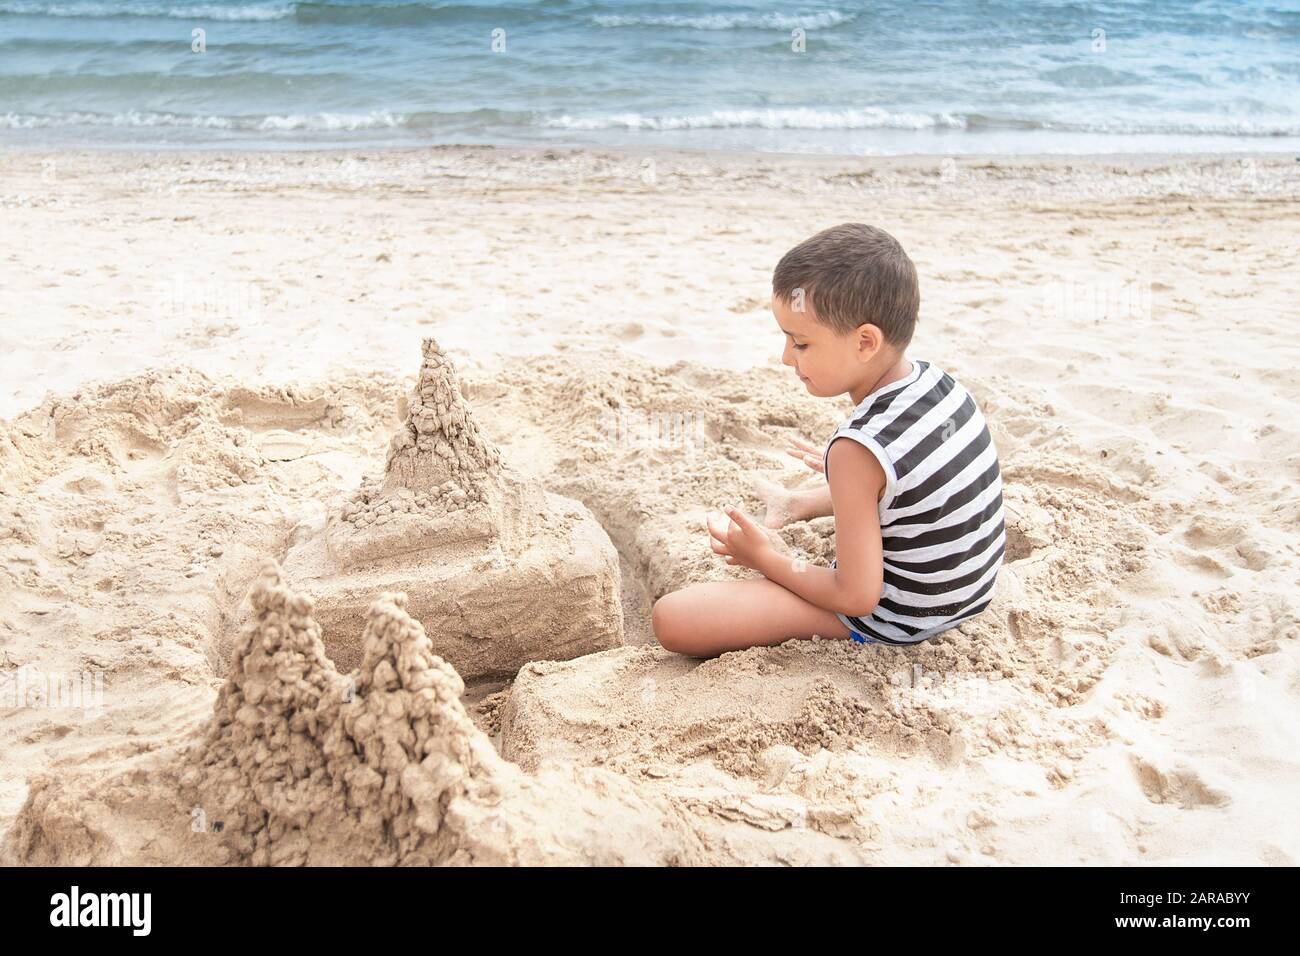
[763,504,793,529]
[750,474,782,501]
[750,476,793,528]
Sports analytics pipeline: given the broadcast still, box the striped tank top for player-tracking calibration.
[824,359,1005,645]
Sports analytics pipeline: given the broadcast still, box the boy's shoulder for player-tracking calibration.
[830,358,989,452]
[837,358,944,430]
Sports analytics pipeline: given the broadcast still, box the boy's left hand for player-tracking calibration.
[707,505,774,571]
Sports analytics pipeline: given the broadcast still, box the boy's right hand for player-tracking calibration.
[786,437,825,474]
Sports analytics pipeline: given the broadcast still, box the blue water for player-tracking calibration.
[1,0,1297,153]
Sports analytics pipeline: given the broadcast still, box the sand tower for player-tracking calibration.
[283,337,622,678]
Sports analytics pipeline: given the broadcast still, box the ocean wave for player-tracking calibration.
[0,36,349,53]
[541,108,967,132]
[293,2,507,25]
[0,70,367,97]
[1,110,233,128]
[539,108,1300,137]
[0,1,294,19]
[4,108,1297,140]
[0,1,523,22]
[0,109,408,130]
[254,110,405,130]
[963,113,1300,136]
[591,10,856,30]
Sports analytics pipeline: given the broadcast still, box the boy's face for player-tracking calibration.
[772,294,875,398]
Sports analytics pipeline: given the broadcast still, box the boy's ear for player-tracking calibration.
[855,323,886,360]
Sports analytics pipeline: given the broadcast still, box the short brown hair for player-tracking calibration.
[772,223,919,347]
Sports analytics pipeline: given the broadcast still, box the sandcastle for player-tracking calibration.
[3,562,716,866]
[283,337,622,679]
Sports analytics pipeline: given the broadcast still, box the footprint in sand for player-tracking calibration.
[1181,514,1269,572]
[255,429,313,462]
[1001,496,1051,562]
[962,295,1006,310]
[728,295,766,314]
[1171,546,1234,580]
[1127,753,1231,809]
[616,321,644,341]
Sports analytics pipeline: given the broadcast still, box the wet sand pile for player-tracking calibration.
[283,337,622,678]
[2,560,862,865]
[0,334,1295,865]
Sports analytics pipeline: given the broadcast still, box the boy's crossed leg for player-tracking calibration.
[651,576,854,658]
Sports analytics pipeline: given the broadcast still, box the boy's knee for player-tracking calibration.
[651,592,688,653]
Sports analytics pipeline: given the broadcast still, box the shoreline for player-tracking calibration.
[2,136,1297,165]
[4,118,1300,158]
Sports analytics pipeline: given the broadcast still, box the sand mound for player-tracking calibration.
[2,560,863,865]
[1,338,1296,865]
[282,338,623,677]
[329,336,518,564]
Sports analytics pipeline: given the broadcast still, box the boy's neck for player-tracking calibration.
[851,353,913,406]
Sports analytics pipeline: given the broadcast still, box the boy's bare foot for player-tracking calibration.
[751,475,803,529]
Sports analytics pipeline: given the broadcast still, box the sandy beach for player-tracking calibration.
[0,146,1297,865]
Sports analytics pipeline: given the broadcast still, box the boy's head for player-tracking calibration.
[771,223,919,397]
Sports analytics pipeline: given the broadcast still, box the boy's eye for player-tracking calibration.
[793,343,809,350]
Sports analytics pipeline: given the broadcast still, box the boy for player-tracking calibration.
[651,223,1005,655]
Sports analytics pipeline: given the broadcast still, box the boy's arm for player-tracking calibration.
[755,438,885,617]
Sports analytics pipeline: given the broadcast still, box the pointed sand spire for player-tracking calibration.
[382,337,502,500]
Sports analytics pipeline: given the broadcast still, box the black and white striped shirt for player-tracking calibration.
[824,359,1005,645]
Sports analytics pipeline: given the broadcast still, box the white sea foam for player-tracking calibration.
[541,108,967,132]
[0,110,235,128]
[591,10,856,30]
[0,109,407,130]
[541,108,1300,137]
[6,107,1297,140]
[0,1,294,20]
[254,110,405,130]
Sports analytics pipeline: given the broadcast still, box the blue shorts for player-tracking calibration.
[830,558,880,644]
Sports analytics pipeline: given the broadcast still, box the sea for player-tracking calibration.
[1,0,1298,154]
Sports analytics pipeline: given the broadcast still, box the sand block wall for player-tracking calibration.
[499,639,968,778]
[287,489,622,678]
[284,337,623,678]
